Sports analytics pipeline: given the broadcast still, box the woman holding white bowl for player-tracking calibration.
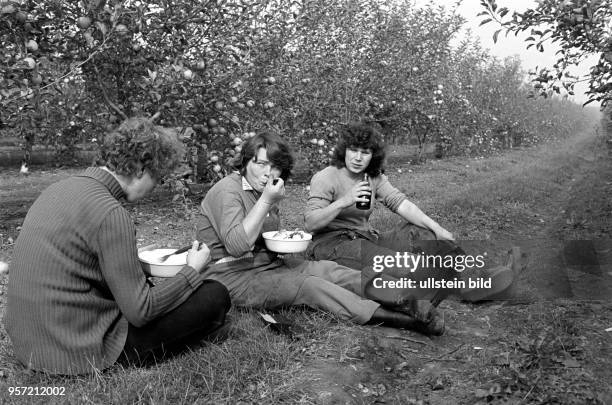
[196,131,445,335]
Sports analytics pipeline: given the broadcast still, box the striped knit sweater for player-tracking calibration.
[5,167,203,375]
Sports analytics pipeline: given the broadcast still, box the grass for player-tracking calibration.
[0,309,336,404]
[1,126,611,404]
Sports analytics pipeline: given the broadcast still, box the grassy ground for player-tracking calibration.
[0,126,611,404]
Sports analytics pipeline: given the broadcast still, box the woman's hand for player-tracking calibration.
[339,180,371,208]
[261,177,285,205]
[186,240,211,272]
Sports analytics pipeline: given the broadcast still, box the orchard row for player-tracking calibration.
[0,0,595,182]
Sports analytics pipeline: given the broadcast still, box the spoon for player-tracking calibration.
[159,245,192,262]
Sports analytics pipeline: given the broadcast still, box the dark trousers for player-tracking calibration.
[118,280,231,367]
[308,223,465,306]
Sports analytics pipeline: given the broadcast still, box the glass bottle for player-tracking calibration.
[356,173,371,210]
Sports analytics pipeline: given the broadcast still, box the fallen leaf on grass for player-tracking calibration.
[474,388,489,398]
[492,351,510,366]
[430,377,445,390]
[562,357,580,368]
[474,383,506,400]
[489,383,502,395]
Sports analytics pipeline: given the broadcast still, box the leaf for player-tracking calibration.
[562,358,580,368]
[498,7,509,18]
[493,29,501,44]
[479,18,492,26]
[94,21,108,36]
[489,383,502,395]
[475,388,489,398]
[258,312,277,323]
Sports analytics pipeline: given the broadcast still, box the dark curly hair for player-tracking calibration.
[332,122,386,177]
[94,117,185,180]
[233,131,293,180]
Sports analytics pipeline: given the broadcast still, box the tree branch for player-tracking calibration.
[93,65,127,121]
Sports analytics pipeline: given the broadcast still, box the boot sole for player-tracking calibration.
[461,266,514,302]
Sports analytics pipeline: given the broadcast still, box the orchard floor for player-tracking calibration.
[0,126,611,404]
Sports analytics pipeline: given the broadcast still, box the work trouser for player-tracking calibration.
[119,280,231,367]
[308,223,464,307]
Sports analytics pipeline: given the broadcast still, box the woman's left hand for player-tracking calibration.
[434,227,454,241]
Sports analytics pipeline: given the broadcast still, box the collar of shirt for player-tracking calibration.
[242,176,255,191]
[79,167,126,201]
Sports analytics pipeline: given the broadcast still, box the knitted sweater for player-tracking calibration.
[5,168,203,375]
[306,166,407,234]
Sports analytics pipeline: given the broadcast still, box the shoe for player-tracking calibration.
[425,311,445,336]
[367,307,445,336]
[460,247,525,302]
[391,297,437,323]
[430,288,452,308]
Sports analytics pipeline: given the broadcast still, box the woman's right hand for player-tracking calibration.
[339,180,371,208]
[261,177,285,205]
[186,240,211,272]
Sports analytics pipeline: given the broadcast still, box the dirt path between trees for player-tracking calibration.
[290,128,612,404]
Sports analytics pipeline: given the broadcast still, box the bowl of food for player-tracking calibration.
[262,229,312,254]
[138,245,188,277]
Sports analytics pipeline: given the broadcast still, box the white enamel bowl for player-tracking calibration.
[138,246,187,277]
[262,231,312,254]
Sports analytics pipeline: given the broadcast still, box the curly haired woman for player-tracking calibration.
[305,122,524,309]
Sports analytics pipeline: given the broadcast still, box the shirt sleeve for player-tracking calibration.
[205,185,252,257]
[375,174,407,213]
[93,206,202,327]
[307,170,335,210]
[304,170,335,225]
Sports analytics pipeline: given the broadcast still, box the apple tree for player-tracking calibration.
[479,0,612,106]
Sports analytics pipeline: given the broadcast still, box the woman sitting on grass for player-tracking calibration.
[196,131,444,335]
[6,117,230,375]
[304,122,523,307]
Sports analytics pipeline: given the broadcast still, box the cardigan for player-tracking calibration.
[5,167,203,374]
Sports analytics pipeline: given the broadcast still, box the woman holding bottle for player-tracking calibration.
[305,122,522,307]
